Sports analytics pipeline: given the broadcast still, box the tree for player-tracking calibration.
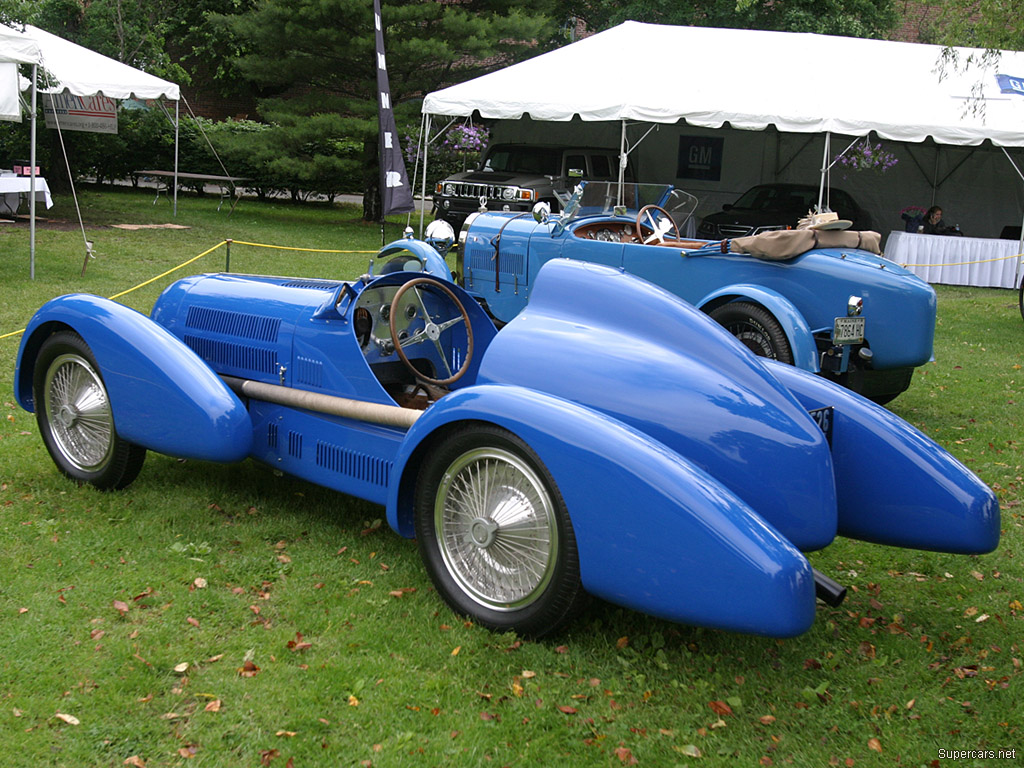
[567,0,897,39]
[930,0,1023,51]
[221,0,562,221]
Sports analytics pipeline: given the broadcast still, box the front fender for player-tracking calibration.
[389,384,816,637]
[765,360,999,555]
[15,294,252,462]
[698,284,820,373]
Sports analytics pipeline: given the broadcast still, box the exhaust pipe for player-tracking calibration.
[812,568,847,607]
[221,375,422,429]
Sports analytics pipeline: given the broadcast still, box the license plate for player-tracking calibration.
[808,406,833,445]
[832,316,865,344]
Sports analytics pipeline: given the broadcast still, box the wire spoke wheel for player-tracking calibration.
[33,330,146,490]
[435,447,558,610]
[43,352,116,472]
[414,425,587,636]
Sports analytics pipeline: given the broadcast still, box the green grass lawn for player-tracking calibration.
[1,188,1021,767]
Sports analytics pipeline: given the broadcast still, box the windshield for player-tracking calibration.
[556,182,698,227]
[481,146,562,176]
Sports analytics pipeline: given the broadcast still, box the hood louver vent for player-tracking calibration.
[185,306,281,342]
[282,279,342,291]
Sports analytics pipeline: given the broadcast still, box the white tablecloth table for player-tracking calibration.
[0,176,54,216]
[883,230,1023,289]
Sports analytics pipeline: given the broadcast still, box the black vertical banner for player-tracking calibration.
[374,0,414,216]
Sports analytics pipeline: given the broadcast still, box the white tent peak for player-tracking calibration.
[423,21,1024,147]
[17,23,179,101]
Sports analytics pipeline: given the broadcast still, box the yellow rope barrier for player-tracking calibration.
[897,252,1024,269]
[2,242,229,340]
[230,240,376,254]
[108,241,227,300]
[1,238,380,341]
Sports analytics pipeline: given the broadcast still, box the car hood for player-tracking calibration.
[704,207,804,225]
[446,170,550,184]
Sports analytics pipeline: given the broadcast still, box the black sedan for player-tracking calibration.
[698,183,873,239]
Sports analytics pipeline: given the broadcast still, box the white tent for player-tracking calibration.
[24,24,179,101]
[0,25,41,119]
[421,22,1024,251]
[424,21,1024,145]
[0,23,181,277]
[0,25,43,274]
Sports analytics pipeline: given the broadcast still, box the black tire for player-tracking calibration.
[33,330,146,490]
[1019,276,1024,322]
[414,424,588,636]
[709,301,794,364]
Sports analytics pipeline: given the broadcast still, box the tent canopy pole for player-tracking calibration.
[173,99,179,217]
[29,63,37,279]
[419,113,430,237]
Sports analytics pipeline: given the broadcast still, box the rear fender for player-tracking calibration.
[15,294,252,462]
[764,360,999,554]
[698,284,820,372]
[388,384,816,637]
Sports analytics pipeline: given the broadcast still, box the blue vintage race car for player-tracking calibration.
[455,181,936,403]
[13,240,997,638]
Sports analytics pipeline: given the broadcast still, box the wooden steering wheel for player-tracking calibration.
[636,204,680,244]
[388,277,474,387]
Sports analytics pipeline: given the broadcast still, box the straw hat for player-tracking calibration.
[796,210,852,231]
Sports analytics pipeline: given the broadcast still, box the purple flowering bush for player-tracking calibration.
[402,121,491,192]
[833,139,898,178]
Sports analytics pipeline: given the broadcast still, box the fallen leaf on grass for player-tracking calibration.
[709,700,733,717]
[286,633,312,652]
[276,730,297,737]
[123,758,146,767]
[759,715,776,725]
[186,617,200,628]
[204,700,222,712]
[178,745,198,759]
[868,737,883,753]
[557,705,578,715]
[614,746,638,765]
[54,712,80,725]
[238,661,260,678]
[259,749,278,766]
[113,600,130,616]
[173,662,189,674]
[193,578,207,589]
[348,695,359,707]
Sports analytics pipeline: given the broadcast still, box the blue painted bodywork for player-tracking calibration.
[458,185,936,401]
[14,246,996,638]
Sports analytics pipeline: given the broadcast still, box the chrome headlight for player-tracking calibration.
[847,295,863,316]
[443,183,455,196]
[501,186,517,201]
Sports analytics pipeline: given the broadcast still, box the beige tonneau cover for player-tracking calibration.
[726,229,882,261]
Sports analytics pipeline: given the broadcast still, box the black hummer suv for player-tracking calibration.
[433,144,626,229]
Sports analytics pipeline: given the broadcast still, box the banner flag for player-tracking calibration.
[995,74,1024,96]
[374,0,414,215]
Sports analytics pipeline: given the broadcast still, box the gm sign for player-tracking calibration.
[677,136,724,181]
[996,74,1024,96]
